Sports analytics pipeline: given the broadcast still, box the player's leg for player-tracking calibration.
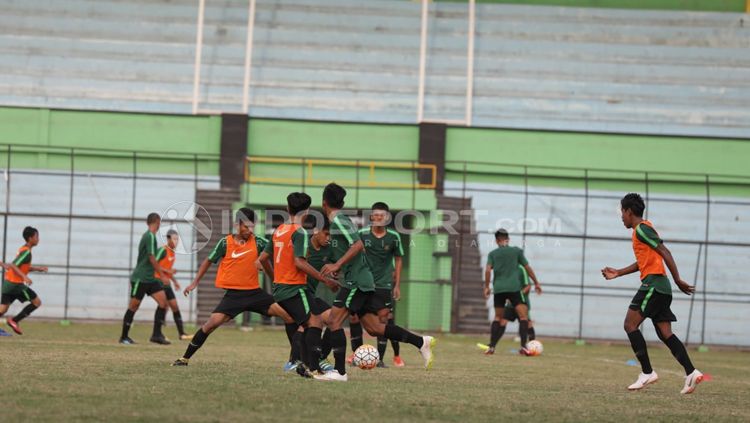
[527,320,536,341]
[624,304,657,390]
[486,307,507,354]
[0,302,9,336]
[375,306,389,367]
[165,287,189,339]
[321,304,351,378]
[7,288,40,334]
[388,307,403,366]
[360,312,435,370]
[172,312,233,366]
[149,288,170,344]
[349,312,362,355]
[653,308,703,394]
[120,281,145,343]
[514,303,530,350]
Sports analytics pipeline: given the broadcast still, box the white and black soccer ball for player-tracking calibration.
[526,340,543,356]
[354,344,379,370]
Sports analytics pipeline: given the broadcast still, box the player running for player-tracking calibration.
[482,229,541,355]
[358,201,405,368]
[258,192,339,377]
[119,213,171,345]
[314,183,435,382]
[602,193,702,394]
[172,208,295,366]
[155,229,192,341]
[0,226,48,335]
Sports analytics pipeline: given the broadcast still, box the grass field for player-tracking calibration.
[2,322,749,422]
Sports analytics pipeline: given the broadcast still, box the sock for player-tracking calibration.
[519,319,529,347]
[320,328,332,360]
[13,304,38,322]
[665,335,695,375]
[627,330,653,374]
[350,322,363,352]
[173,311,185,336]
[388,318,400,356]
[331,328,347,375]
[299,328,310,368]
[489,321,506,348]
[377,336,387,361]
[285,324,301,362]
[305,327,323,371]
[152,307,166,338]
[384,324,424,349]
[183,328,209,359]
[121,309,135,339]
[528,327,536,341]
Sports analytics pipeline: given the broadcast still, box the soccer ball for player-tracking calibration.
[354,344,379,370]
[526,340,543,356]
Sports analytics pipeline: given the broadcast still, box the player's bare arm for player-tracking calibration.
[654,243,694,295]
[321,239,365,276]
[601,262,638,280]
[524,264,542,294]
[483,264,492,298]
[184,259,212,296]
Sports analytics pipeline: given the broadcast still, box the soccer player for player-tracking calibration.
[119,213,171,345]
[155,229,192,341]
[0,226,48,334]
[358,201,405,368]
[258,192,339,377]
[601,193,702,394]
[482,229,541,355]
[478,263,542,354]
[315,183,435,382]
[172,208,295,366]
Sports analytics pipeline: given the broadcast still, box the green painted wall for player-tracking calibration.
[445,128,750,196]
[436,0,746,12]
[0,107,221,175]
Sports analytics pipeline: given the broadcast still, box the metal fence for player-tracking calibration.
[445,161,750,346]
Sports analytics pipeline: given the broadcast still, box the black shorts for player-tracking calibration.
[311,297,331,315]
[333,287,385,317]
[502,291,531,321]
[163,286,176,301]
[494,291,522,309]
[1,281,38,305]
[629,289,677,322]
[375,288,394,312]
[130,279,164,300]
[278,290,314,325]
[213,289,275,319]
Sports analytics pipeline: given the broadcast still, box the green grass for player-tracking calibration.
[2,322,749,422]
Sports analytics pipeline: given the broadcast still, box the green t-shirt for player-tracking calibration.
[131,230,158,283]
[505,265,531,309]
[635,223,671,294]
[307,240,337,305]
[487,246,528,294]
[358,227,404,289]
[329,212,374,292]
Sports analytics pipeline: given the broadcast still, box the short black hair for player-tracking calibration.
[236,207,255,224]
[372,202,389,212]
[321,216,330,231]
[23,226,38,241]
[147,212,160,224]
[166,229,179,239]
[621,193,645,217]
[287,192,312,215]
[323,183,346,209]
[495,229,509,240]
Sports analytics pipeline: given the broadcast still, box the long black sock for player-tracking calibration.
[300,328,311,368]
[489,321,506,348]
[331,328,347,375]
[627,330,653,374]
[285,324,301,362]
[152,307,166,338]
[665,335,695,375]
[320,328,332,360]
[121,309,135,339]
[519,319,529,347]
[183,328,209,359]
[306,327,323,371]
[173,311,185,336]
[13,304,38,322]
[388,318,400,356]
[383,324,424,349]
[377,336,388,361]
[528,327,536,341]
[350,322,363,352]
